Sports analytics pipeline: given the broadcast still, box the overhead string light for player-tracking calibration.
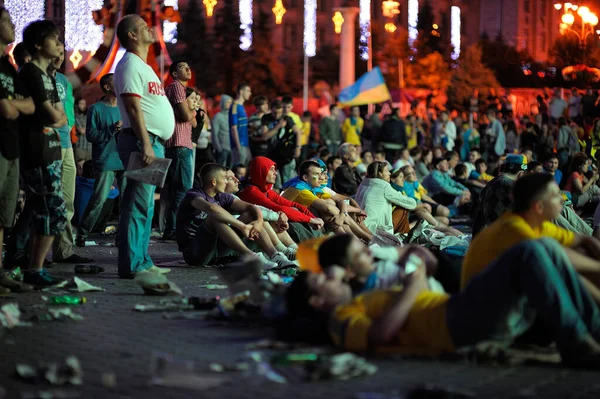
[408,0,418,52]
[239,0,253,50]
[163,0,179,43]
[359,0,371,60]
[450,6,461,60]
[65,0,104,51]
[5,0,45,43]
[304,0,317,57]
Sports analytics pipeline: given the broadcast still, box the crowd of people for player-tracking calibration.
[5,9,600,368]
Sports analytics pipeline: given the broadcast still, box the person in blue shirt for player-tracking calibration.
[75,74,124,247]
[422,157,472,208]
[229,82,252,166]
[544,153,563,186]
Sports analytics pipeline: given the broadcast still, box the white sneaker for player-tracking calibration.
[147,265,171,274]
[255,252,278,270]
[283,247,297,260]
[270,252,298,269]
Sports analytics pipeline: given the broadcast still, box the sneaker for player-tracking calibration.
[23,269,65,288]
[161,232,177,241]
[269,252,298,269]
[283,247,297,261]
[75,236,86,248]
[147,265,171,274]
[0,274,33,293]
[255,252,278,270]
[56,254,95,264]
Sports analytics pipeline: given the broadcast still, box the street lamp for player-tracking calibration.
[555,2,599,64]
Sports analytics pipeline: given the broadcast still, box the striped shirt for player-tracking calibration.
[164,80,193,149]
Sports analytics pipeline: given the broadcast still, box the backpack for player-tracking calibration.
[270,125,297,166]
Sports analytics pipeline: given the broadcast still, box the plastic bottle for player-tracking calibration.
[74,265,105,274]
[49,296,87,305]
[271,353,319,365]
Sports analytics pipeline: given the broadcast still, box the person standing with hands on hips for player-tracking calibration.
[113,15,175,279]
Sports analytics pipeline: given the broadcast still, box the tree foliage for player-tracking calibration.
[414,0,444,58]
[312,45,340,87]
[213,0,243,94]
[447,44,500,111]
[405,52,451,91]
[372,25,409,89]
[549,33,600,69]
[237,1,286,98]
[177,0,220,95]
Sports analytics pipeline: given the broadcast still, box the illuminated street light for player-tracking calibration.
[562,12,575,25]
[555,3,563,10]
[555,2,599,64]
[578,5,590,17]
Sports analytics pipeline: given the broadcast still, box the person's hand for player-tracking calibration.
[249,220,263,239]
[404,264,429,293]
[462,190,471,198]
[276,212,289,232]
[277,119,287,128]
[240,224,254,240]
[309,218,324,230]
[142,142,155,166]
[114,120,122,131]
[356,210,367,223]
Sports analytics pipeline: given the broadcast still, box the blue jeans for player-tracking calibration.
[215,149,231,168]
[77,170,124,239]
[163,147,194,237]
[447,238,600,357]
[117,134,165,276]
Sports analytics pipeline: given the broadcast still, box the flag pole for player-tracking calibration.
[303,54,309,111]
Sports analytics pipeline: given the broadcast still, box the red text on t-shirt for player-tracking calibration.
[148,82,165,96]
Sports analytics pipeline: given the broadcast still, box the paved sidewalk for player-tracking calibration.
[0,236,599,399]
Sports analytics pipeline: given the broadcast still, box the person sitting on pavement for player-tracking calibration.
[563,153,600,210]
[236,156,325,243]
[332,143,363,196]
[354,161,417,236]
[464,173,600,305]
[422,157,471,211]
[286,230,600,367]
[175,163,296,269]
[472,159,493,182]
[223,169,297,260]
[282,160,372,241]
[472,154,595,239]
[544,153,563,186]
[399,165,452,225]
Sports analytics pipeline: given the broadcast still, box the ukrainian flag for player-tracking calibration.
[338,67,392,107]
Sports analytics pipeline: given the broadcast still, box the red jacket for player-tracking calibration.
[238,156,315,223]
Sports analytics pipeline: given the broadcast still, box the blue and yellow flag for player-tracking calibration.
[338,67,392,107]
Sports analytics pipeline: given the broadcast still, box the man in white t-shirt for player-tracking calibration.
[114,14,175,278]
[549,90,568,122]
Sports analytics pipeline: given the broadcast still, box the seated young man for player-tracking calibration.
[464,173,600,303]
[422,157,471,210]
[544,154,563,186]
[175,164,296,269]
[472,159,493,182]
[224,169,297,260]
[399,165,451,224]
[287,237,600,366]
[282,160,372,241]
[316,234,444,295]
[237,156,325,242]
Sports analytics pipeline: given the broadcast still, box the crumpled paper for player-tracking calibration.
[135,273,182,296]
[0,303,31,328]
[16,356,83,386]
[41,277,104,293]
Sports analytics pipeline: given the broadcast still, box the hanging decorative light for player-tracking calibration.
[65,0,105,53]
[385,22,397,33]
[203,0,217,17]
[272,0,287,24]
[5,0,45,43]
[332,11,344,34]
[381,0,400,18]
[69,50,84,69]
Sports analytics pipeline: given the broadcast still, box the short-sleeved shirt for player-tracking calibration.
[329,289,454,356]
[114,52,175,141]
[54,72,73,149]
[164,80,193,149]
[462,212,575,289]
[176,188,235,250]
[18,62,62,169]
[261,113,295,157]
[0,55,27,160]
[564,171,583,194]
[229,103,249,148]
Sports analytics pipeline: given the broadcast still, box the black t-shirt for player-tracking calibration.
[0,56,28,160]
[17,62,61,169]
[261,113,295,159]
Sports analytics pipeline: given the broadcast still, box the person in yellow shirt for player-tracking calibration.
[286,230,600,366]
[281,160,371,241]
[342,106,364,146]
[463,173,600,303]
